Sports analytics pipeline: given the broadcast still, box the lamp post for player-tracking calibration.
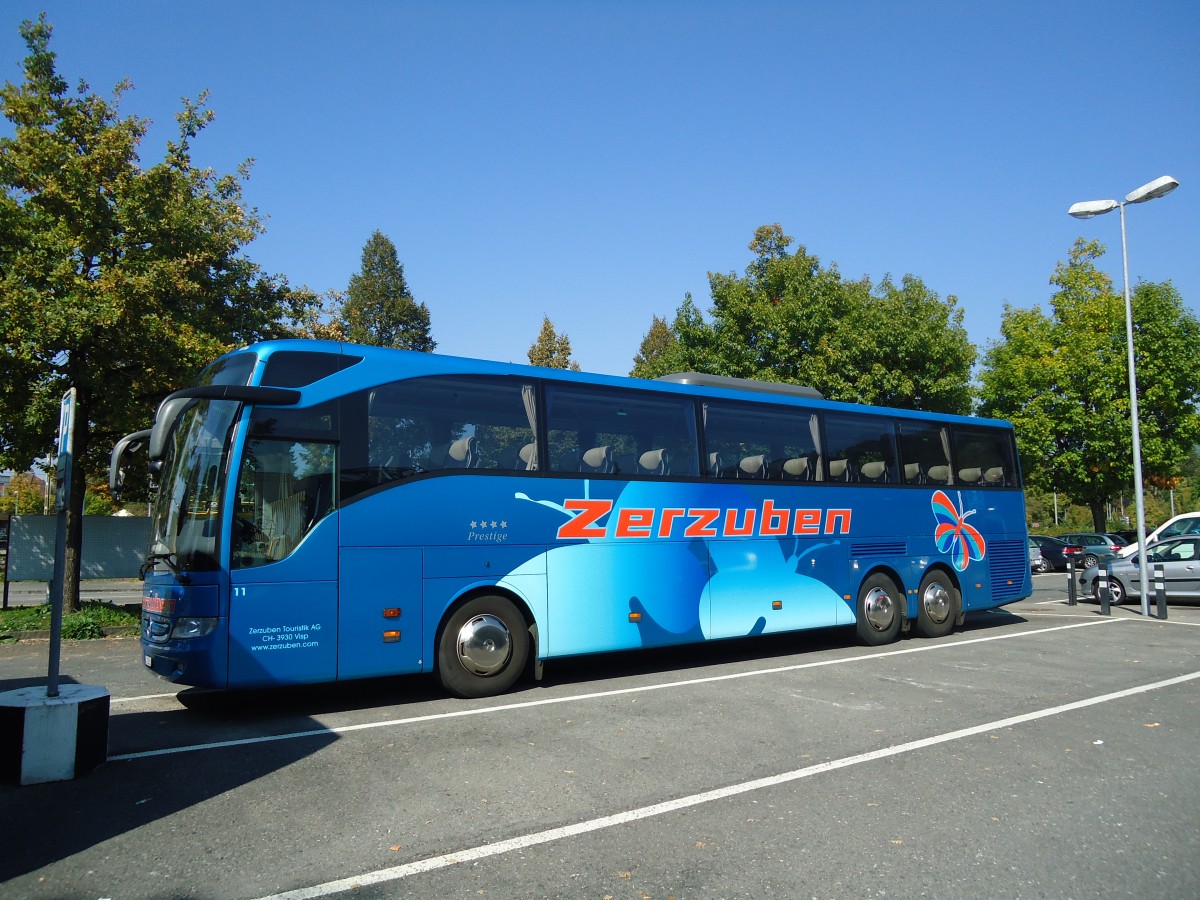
[1068,175,1179,617]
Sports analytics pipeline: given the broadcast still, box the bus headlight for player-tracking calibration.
[171,617,218,640]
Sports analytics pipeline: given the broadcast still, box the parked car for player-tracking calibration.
[1027,538,1043,573]
[1079,535,1200,605]
[1054,532,1122,568]
[1029,535,1080,572]
[1115,511,1200,559]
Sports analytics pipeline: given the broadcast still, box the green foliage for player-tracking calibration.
[978,239,1200,530]
[294,289,349,342]
[342,231,435,351]
[0,472,46,514]
[528,316,581,370]
[0,600,139,639]
[0,16,315,609]
[629,314,677,378]
[83,481,115,515]
[642,225,975,412]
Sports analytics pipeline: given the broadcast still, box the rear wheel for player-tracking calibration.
[915,570,959,638]
[1092,576,1126,606]
[1083,553,1099,568]
[437,595,529,699]
[856,573,903,646]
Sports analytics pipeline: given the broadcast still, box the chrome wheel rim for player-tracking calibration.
[455,614,512,676]
[862,587,896,632]
[921,581,951,625]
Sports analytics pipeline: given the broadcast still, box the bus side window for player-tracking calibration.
[898,421,951,486]
[340,376,538,503]
[545,385,698,477]
[824,413,898,485]
[952,425,1018,488]
[701,401,816,482]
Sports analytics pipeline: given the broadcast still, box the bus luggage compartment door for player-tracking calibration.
[338,547,423,679]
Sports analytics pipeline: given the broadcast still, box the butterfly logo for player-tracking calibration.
[931,490,986,571]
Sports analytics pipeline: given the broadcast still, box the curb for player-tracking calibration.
[0,626,138,642]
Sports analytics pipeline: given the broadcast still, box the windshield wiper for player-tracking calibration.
[140,551,189,583]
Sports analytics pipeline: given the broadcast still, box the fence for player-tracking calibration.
[3,515,152,581]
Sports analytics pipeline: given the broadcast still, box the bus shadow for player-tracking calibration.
[963,608,1029,629]
[538,625,858,689]
[538,612,1033,690]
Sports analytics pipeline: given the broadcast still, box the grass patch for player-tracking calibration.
[0,601,140,639]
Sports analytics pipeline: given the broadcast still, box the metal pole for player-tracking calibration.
[1153,562,1168,620]
[1066,557,1076,606]
[1119,204,1152,619]
[1097,567,1111,616]
[46,388,76,700]
[2,516,10,610]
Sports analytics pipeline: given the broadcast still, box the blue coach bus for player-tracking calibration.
[111,340,1030,698]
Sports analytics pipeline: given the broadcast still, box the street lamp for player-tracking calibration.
[1068,175,1179,617]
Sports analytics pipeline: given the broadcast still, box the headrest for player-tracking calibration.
[582,446,611,468]
[860,461,887,480]
[639,448,668,474]
[782,457,808,478]
[447,437,475,463]
[739,454,767,477]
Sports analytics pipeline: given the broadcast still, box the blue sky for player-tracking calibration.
[3,1,1197,377]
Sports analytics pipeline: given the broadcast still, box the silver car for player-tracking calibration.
[1079,536,1200,605]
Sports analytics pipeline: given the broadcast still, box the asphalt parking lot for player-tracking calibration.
[3,573,1199,899]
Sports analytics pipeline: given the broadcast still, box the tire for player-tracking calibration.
[856,573,903,646]
[1083,553,1099,568]
[1108,577,1126,606]
[1032,557,1050,574]
[1090,576,1126,606]
[915,570,960,638]
[437,595,530,699]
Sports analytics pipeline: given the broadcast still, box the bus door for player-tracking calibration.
[227,436,339,686]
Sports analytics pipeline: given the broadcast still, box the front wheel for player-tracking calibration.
[856,573,903,646]
[1083,553,1099,568]
[915,570,960,638]
[437,595,530,699]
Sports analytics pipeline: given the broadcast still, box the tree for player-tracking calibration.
[295,289,349,342]
[977,238,1200,530]
[0,472,46,515]
[629,314,677,378]
[643,225,975,412]
[0,17,313,609]
[528,316,581,370]
[342,231,434,351]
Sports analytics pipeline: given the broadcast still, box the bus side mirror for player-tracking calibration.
[109,429,151,498]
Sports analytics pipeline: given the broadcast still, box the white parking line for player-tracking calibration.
[109,618,1119,762]
[256,667,1200,900]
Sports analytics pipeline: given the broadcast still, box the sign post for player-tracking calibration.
[46,388,76,699]
[0,388,110,785]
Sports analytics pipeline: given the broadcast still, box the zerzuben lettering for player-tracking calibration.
[556,499,852,540]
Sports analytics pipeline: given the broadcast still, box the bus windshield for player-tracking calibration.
[148,399,241,572]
